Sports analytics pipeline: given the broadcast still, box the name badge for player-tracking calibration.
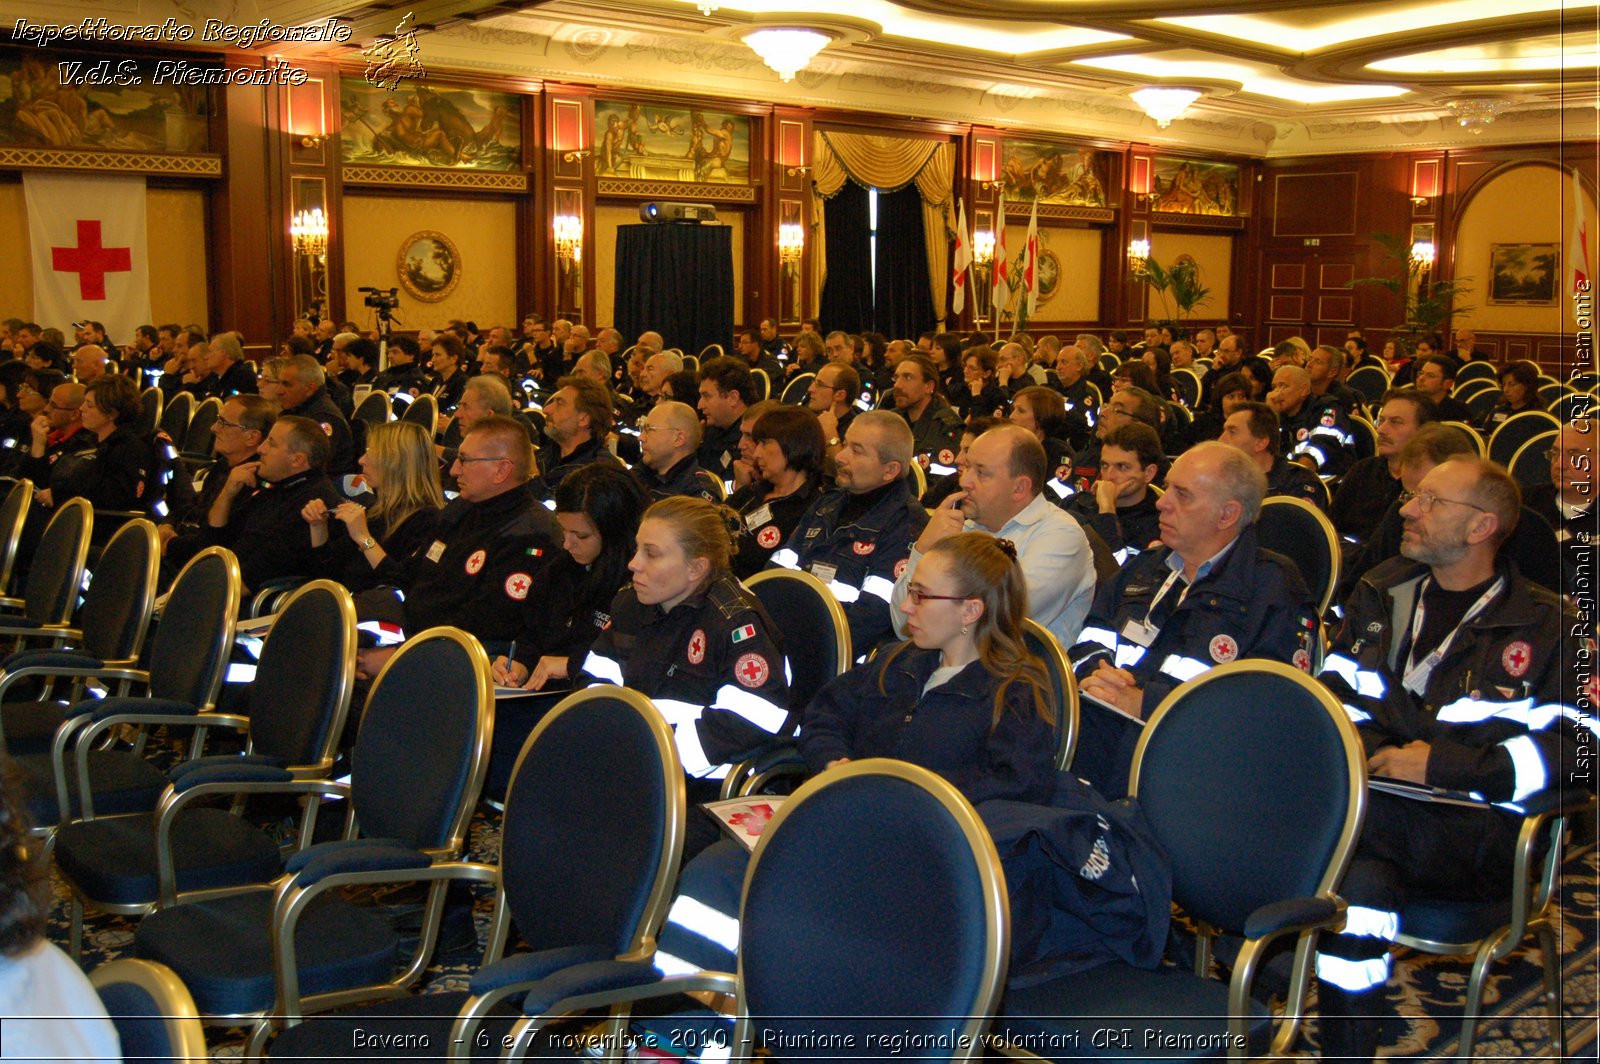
[425,540,447,563]
[811,562,838,585]
[746,504,773,530]
[1121,619,1159,647]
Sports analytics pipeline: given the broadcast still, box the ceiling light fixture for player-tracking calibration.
[1131,87,1203,128]
[1445,97,1509,133]
[696,1,718,14]
[743,28,830,82]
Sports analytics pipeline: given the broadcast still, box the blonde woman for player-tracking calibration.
[302,420,444,590]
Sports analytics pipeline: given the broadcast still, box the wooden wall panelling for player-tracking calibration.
[212,64,284,349]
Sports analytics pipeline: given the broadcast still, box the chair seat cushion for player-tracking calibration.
[998,962,1269,1062]
[1399,897,1512,948]
[1,698,70,755]
[134,888,399,1016]
[15,750,168,825]
[266,991,534,1061]
[54,808,281,906]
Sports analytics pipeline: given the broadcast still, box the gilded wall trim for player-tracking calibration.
[341,166,530,191]
[597,178,758,203]
[0,148,222,177]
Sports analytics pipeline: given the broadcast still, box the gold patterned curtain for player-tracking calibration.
[809,132,955,325]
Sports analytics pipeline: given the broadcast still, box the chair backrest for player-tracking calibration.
[1552,391,1595,422]
[499,688,683,962]
[0,478,33,596]
[1488,409,1561,467]
[148,547,240,708]
[1255,497,1341,615]
[1130,662,1365,936]
[780,372,814,405]
[77,518,159,664]
[1538,382,1570,406]
[181,397,221,456]
[353,389,392,425]
[1022,619,1080,772]
[746,569,851,718]
[751,366,771,401]
[247,580,357,770]
[699,343,725,360]
[138,387,164,436]
[1508,429,1557,492]
[1465,386,1503,423]
[24,497,93,626]
[908,457,928,499]
[680,354,699,374]
[400,391,438,429]
[1345,365,1389,404]
[1346,416,1377,462]
[1439,420,1487,457]
[738,760,1007,1060]
[1098,352,1120,373]
[158,391,194,443]
[1170,367,1201,409]
[1455,360,1497,385]
[89,957,208,1064]
[694,469,728,502]
[1453,377,1495,403]
[352,627,492,854]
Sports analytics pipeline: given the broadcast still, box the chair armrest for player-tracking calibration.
[87,696,198,723]
[168,755,290,793]
[470,945,614,996]
[0,648,101,672]
[0,665,148,703]
[1244,895,1346,941]
[519,962,728,1018]
[1516,788,1596,818]
[749,742,804,775]
[282,837,427,882]
[249,577,308,619]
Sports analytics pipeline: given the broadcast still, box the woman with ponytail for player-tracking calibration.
[800,531,1057,804]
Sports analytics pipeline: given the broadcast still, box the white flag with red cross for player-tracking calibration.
[24,173,151,342]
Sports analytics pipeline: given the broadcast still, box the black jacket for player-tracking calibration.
[284,388,357,476]
[727,480,820,579]
[198,468,341,592]
[637,454,720,502]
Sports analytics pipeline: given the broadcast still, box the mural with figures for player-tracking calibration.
[1000,140,1108,206]
[1151,158,1239,216]
[593,100,750,184]
[0,51,209,151]
[340,79,520,170]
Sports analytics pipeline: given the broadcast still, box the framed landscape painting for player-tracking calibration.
[1488,243,1558,306]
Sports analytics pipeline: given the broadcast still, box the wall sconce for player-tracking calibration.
[778,222,804,262]
[291,208,329,259]
[1409,241,1436,271]
[972,229,996,266]
[554,214,584,262]
[1128,238,1151,274]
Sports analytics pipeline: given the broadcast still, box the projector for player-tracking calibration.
[639,201,719,224]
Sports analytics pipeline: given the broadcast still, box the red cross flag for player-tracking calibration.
[23,173,151,342]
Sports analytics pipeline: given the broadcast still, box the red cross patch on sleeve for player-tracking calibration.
[735,652,770,688]
[504,572,532,600]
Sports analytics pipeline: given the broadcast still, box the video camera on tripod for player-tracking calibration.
[357,286,402,369]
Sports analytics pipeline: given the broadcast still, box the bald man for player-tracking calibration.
[1267,364,1357,477]
[636,400,719,502]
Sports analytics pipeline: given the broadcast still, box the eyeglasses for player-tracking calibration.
[902,587,971,607]
[455,454,508,466]
[637,423,674,435]
[1398,489,1489,514]
[213,416,244,431]
[257,375,280,384]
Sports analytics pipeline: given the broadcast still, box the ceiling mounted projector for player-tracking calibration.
[639,202,719,223]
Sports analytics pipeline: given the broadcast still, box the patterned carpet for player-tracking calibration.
[50,801,1599,1062]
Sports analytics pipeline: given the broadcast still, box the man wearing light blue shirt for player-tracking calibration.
[891,424,1096,650]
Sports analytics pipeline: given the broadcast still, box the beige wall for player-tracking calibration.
[342,195,518,334]
[1454,164,1594,334]
[990,222,1104,324]
[1146,232,1233,323]
[594,209,745,333]
[0,181,209,333]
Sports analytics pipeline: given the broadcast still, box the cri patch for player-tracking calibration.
[852,541,876,555]
[687,628,706,665]
[757,525,781,549]
[735,652,770,688]
[503,573,532,600]
[464,549,486,575]
[1209,634,1239,663]
[1501,640,1532,678]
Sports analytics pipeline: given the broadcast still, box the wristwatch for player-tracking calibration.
[358,536,377,551]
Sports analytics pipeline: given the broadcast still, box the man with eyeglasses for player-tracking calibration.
[20,383,89,485]
[806,362,859,460]
[1527,418,1596,545]
[161,395,275,572]
[635,401,719,502]
[1066,442,1316,800]
[1061,386,1162,497]
[1314,455,1591,1064]
[1330,388,1438,544]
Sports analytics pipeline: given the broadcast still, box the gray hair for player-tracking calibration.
[464,374,514,415]
[284,353,325,389]
[209,332,244,364]
[853,409,914,474]
[1075,333,1106,356]
[1191,440,1267,527]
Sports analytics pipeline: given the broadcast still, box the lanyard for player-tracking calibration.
[1401,576,1503,697]
[1143,568,1189,628]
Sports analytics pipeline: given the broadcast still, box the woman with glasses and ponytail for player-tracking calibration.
[801,531,1057,805]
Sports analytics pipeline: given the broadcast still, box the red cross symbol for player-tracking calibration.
[504,572,532,600]
[52,220,132,300]
[735,652,770,688]
[1507,646,1527,670]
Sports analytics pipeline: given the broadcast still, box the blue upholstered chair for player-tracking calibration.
[0,495,92,631]
[51,580,356,956]
[1255,496,1342,616]
[0,477,34,598]
[264,685,685,1061]
[158,391,194,449]
[496,758,1009,1064]
[994,661,1367,1062]
[1023,618,1080,772]
[1487,409,1560,468]
[132,626,494,1056]
[10,545,239,839]
[88,957,208,1064]
[0,517,158,756]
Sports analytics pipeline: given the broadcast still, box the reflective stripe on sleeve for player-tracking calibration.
[713,684,788,735]
[1114,643,1147,670]
[1341,703,1372,724]
[861,575,897,603]
[1315,953,1390,992]
[1158,654,1210,684]
[769,548,800,570]
[1502,734,1548,802]
[827,580,862,604]
[1343,906,1398,941]
[663,895,741,953]
[1079,626,1120,651]
[1321,653,1387,698]
[582,651,625,685]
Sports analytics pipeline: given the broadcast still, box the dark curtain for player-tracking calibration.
[615,224,733,355]
[872,184,935,339]
[819,181,871,335]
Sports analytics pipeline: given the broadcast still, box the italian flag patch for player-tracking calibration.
[732,623,757,643]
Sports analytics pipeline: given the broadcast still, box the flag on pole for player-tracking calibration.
[24,173,150,342]
[1021,197,1040,322]
[1571,167,1591,332]
[991,196,1010,321]
[951,198,972,317]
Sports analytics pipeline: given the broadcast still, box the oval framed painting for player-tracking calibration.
[397,230,460,302]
